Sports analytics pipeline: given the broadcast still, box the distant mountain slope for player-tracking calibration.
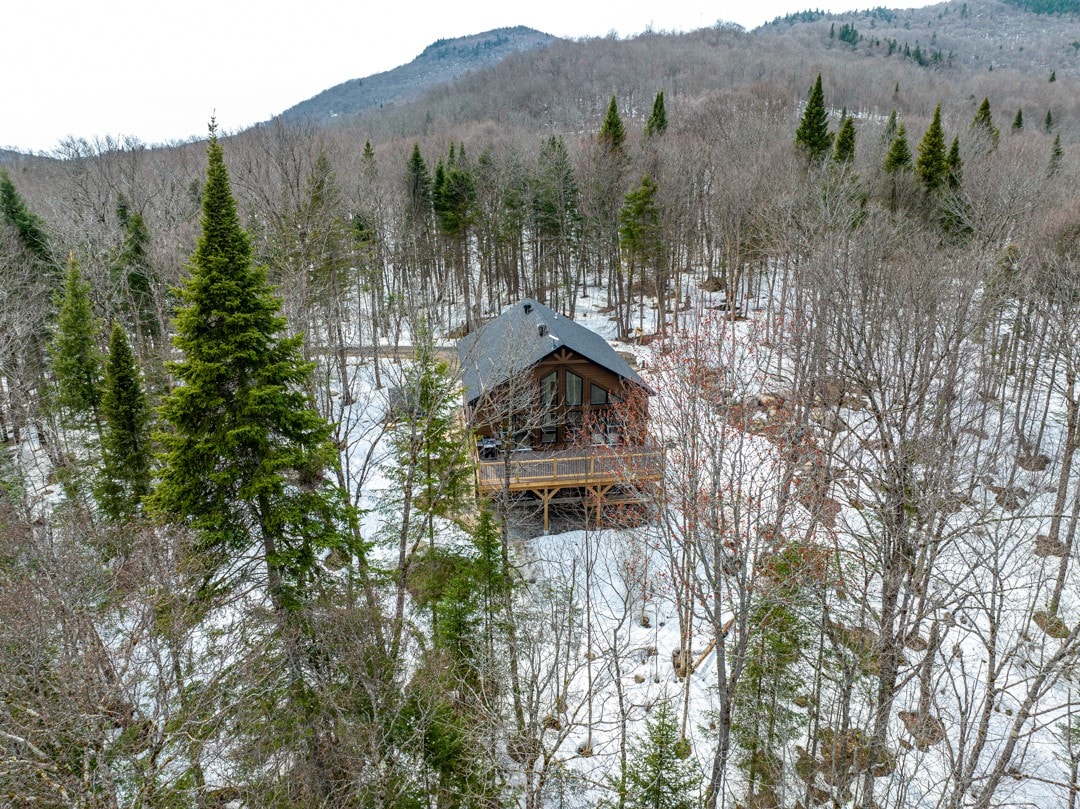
[278,26,557,124]
[761,0,1080,79]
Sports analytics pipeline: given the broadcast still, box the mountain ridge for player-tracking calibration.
[277,25,557,125]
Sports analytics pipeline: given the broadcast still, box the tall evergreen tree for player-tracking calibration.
[882,109,898,144]
[645,90,668,138]
[95,323,151,522]
[972,97,999,147]
[406,143,434,226]
[433,146,475,239]
[884,124,913,173]
[150,128,351,612]
[113,196,161,346]
[946,136,963,189]
[391,332,473,529]
[832,114,857,163]
[599,95,627,156]
[1011,108,1024,131]
[916,103,948,192]
[50,255,103,431]
[1045,109,1054,132]
[0,169,55,271]
[1049,133,1064,177]
[795,74,832,159]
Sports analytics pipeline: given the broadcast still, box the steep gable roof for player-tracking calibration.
[458,298,648,405]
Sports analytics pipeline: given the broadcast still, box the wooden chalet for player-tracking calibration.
[457,299,662,530]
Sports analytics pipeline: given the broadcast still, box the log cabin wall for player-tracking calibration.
[468,346,649,449]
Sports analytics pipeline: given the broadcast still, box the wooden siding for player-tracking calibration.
[468,347,650,447]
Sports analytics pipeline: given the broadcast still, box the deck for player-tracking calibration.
[475,445,664,493]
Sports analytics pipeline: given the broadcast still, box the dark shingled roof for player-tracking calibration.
[458,298,649,405]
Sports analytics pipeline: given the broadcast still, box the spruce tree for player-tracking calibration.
[623,699,700,809]
[620,175,664,267]
[113,196,161,346]
[972,97,999,147]
[946,136,963,189]
[882,109,898,144]
[645,90,668,138]
[391,332,473,529]
[0,169,55,271]
[599,95,627,156]
[95,323,151,522]
[884,124,913,172]
[832,114,857,163]
[1045,109,1054,132]
[406,143,433,226]
[50,255,103,431]
[1012,108,1024,131]
[795,73,832,160]
[1049,133,1064,177]
[916,103,948,192]
[150,127,350,612]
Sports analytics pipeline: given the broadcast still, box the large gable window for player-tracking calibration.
[540,371,558,444]
[566,372,583,406]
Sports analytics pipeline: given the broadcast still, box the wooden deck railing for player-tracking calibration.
[476,446,664,492]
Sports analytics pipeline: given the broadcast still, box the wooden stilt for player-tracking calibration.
[540,487,560,533]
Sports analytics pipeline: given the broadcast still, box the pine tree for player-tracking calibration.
[1050,69,1056,82]
[972,97,999,147]
[1045,109,1054,132]
[150,127,350,612]
[1012,108,1024,131]
[916,103,948,192]
[50,255,103,431]
[95,323,151,522]
[645,90,668,138]
[832,114,857,163]
[884,123,913,172]
[623,699,700,809]
[600,95,627,155]
[795,74,832,159]
[946,136,963,189]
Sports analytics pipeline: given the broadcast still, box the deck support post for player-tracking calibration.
[586,484,614,529]
[539,488,560,533]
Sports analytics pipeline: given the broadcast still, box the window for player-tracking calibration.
[510,415,530,449]
[540,371,558,444]
[590,383,610,405]
[541,372,558,408]
[566,409,583,438]
[566,372,583,406]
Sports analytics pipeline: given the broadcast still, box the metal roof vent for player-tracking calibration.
[538,323,548,337]
[524,303,533,314]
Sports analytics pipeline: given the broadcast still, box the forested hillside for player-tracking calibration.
[277,26,557,124]
[2,1,1080,806]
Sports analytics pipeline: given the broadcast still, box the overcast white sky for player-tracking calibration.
[4,1,934,154]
